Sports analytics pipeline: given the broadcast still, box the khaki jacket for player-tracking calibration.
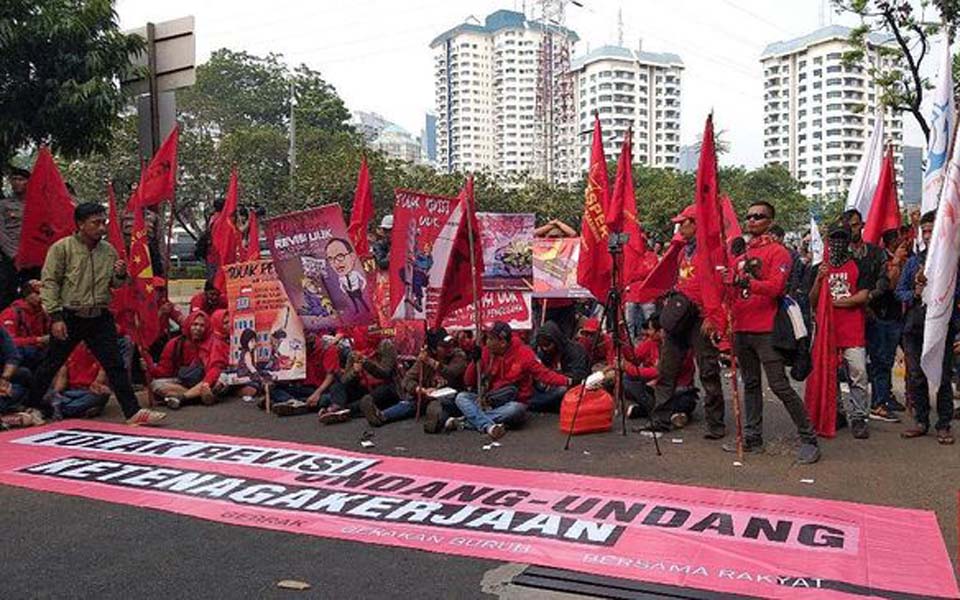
[41,234,126,318]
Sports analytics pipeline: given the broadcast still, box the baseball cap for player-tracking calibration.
[671,205,696,224]
[380,214,394,229]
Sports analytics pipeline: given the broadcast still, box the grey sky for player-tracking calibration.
[116,0,939,169]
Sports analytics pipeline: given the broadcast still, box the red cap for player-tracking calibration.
[671,205,696,224]
[580,318,600,333]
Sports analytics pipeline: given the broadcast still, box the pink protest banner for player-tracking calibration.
[222,260,306,384]
[478,212,534,290]
[1,423,955,600]
[388,190,458,322]
[265,204,374,331]
[443,290,532,331]
[532,238,592,299]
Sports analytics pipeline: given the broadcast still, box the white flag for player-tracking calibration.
[809,215,824,266]
[920,124,960,390]
[922,40,955,215]
[845,111,885,218]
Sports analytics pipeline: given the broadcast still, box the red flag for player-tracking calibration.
[15,147,75,269]
[107,182,135,333]
[106,183,127,261]
[210,168,244,290]
[804,280,838,438]
[245,209,260,261]
[607,130,649,287]
[433,176,484,329]
[719,195,742,246]
[577,114,612,300]
[692,115,727,332]
[348,156,374,258]
[628,236,685,303]
[128,207,161,347]
[863,146,900,245]
[136,126,179,208]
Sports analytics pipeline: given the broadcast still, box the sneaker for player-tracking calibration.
[23,408,46,426]
[703,426,726,440]
[486,423,506,440]
[851,419,870,439]
[272,400,309,417]
[722,441,764,454]
[444,417,465,432]
[889,399,907,412]
[126,408,166,427]
[670,412,689,429]
[626,404,638,419]
[242,395,257,403]
[318,408,351,425]
[422,401,445,434]
[797,443,821,465]
[164,396,181,410]
[359,397,384,427]
[869,406,899,423]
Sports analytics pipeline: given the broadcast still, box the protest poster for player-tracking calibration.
[3,423,957,600]
[221,260,306,384]
[478,212,534,290]
[443,290,532,331]
[532,238,593,299]
[388,189,458,322]
[265,204,375,331]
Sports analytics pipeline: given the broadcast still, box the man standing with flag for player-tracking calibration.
[25,202,165,426]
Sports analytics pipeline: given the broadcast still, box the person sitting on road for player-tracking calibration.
[146,311,226,409]
[0,279,50,370]
[0,327,40,428]
[530,320,589,412]
[50,343,111,418]
[453,322,570,440]
[622,314,697,429]
[575,317,614,369]
[361,328,467,429]
[271,331,342,417]
[207,308,260,401]
[189,279,227,315]
[318,337,398,425]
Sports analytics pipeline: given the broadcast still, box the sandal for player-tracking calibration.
[900,426,928,439]
[936,429,955,445]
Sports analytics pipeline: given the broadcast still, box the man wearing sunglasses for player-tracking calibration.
[725,201,820,464]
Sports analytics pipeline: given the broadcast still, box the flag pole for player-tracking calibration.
[464,176,484,398]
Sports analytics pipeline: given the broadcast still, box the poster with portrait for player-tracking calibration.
[478,212,534,290]
[532,238,593,299]
[388,189,458,322]
[265,204,375,331]
[221,260,306,385]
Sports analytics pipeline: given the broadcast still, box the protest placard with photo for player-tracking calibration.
[477,212,534,290]
[532,237,593,299]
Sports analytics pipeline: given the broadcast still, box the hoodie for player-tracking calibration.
[536,321,590,385]
[465,336,568,403]
[150,311,226,386]
[0,299,50,348]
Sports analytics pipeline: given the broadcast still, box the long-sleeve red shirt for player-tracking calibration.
[730,235,791,334]
[0,299,49,348]
[464,337,568,403]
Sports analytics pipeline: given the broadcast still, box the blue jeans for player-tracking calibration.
[18,346,46,370]
[271,383,317,404]
[52,390,109,418]
[0,383,27,412]
[529,385,568,413]
[455,390,526,432]
[382,399,416,423]
[866,318,902,410]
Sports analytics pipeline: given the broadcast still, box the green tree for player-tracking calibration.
[0,0,143,163]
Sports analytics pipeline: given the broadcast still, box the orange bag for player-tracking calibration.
[559,385,614,435]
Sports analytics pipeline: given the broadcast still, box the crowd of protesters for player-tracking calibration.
[0,164,957,465]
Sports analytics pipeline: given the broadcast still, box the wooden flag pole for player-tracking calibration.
[464,177,484,398]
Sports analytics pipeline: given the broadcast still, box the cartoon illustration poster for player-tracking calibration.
[532,238,593,299]
[478,212,534,290]
[388,189,458,322]
[265,204,374,331]
[222,260,306,384]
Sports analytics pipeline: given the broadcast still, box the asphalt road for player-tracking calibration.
[2,385,958,599]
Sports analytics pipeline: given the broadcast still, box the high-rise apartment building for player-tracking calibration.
[760,25,903,200]
[430,10,578,182]
[570,45,683,171]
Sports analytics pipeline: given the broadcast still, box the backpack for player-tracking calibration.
[658,291,698,338]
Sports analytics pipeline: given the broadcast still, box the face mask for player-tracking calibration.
[828,239,849,266]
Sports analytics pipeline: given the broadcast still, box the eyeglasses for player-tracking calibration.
[745,213,770,222]
[326,252,349,263]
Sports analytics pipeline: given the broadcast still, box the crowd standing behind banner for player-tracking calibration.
[0,120,958,463]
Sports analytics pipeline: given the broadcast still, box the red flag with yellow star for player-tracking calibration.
[128,206,161,347]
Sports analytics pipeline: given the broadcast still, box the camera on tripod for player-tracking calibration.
[607,232,629,254]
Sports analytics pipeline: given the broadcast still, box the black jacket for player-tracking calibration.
[536,321,589,385]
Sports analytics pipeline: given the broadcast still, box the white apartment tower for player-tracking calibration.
[430,10,579,182]
[570,45,683,170]
[760,25,903,200]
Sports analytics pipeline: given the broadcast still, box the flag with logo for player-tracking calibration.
[576,114,612,301]
[922,41,955,215]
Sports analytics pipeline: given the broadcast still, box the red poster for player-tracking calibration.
[1,424,956,600]
[265,205,374,331]
[443,290,532,331]
[388,190,458,322]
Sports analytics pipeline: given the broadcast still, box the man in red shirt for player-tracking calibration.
[726,201,819,464]
[50,343,110,418]
[650,205,725,439]
[189,280,227,315]
[454,321,569,439]
[146,311,225,409]
[810,225,871,439]
[623,315,697,428]
[576,317,614,368]
[0,280,50,369]
[271,332,342,417]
